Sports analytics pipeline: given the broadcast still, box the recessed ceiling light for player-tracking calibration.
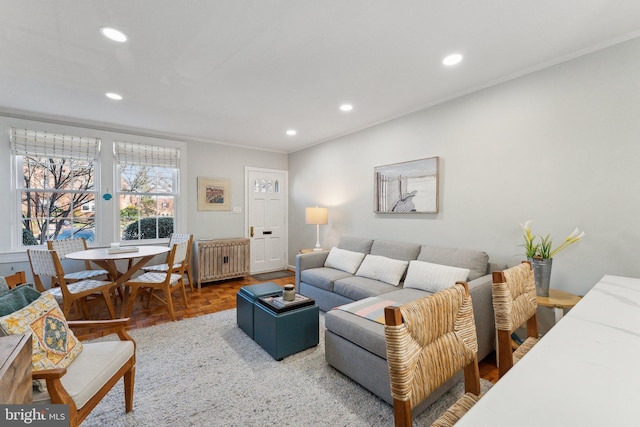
[442,53,463,66]
[286,129,297,136]
[339,104,354,112]
[106,92,123,100]
[100,27,127,43]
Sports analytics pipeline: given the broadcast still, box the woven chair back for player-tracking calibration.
[492,262,537,332]
[48,238,87,259]
[169,233,191,246]
[384,283,477,408]
[28,249,60,277]
[172,240,189,265]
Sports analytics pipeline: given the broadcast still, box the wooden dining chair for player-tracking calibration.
[48,238,109,282]
[492,261,539,378]
[27,249,118,319]
[3,271,27,289]
[384,282,481,427]
[141,233,194,291]
[124,240,189,321]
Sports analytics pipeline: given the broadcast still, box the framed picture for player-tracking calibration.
[197,177,231,211]
[374,157,439,213]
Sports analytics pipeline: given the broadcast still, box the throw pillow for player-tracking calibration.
[355,255,409,286]
[0,285,42,317]
[0,292,83,372]
[0,277,9,296]
[324,247,366,274]
[404,260,470,293]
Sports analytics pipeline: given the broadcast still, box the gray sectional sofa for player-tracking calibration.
[295,236,499,414]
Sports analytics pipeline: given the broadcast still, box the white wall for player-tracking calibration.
[288,37,640,296]
[185,140,288,241]
[0,116,287,278]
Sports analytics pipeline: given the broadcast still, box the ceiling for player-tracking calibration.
[1,1,640,153]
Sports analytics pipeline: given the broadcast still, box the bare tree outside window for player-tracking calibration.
[21,156,96,245]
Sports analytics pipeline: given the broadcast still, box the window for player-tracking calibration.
[11,128,100,246]
[115,141,180,241]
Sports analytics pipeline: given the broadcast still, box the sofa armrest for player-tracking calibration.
[295,251,330,287]
[467,273,496,361]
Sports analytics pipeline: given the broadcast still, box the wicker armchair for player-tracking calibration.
[384,282,481,427]
[492,261,539,378]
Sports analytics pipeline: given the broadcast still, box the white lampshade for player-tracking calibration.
[305,207,328,225]
[305,206,328,251]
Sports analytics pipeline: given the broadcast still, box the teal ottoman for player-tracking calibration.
[236,282,283,339]
[253,302,319,360]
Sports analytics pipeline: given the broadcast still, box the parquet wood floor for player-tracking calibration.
[72,272,499,384]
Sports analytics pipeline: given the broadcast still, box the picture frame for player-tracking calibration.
[374,156,439,213]
[197,177,231,211]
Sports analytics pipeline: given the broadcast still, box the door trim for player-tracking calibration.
[244,166,288,274]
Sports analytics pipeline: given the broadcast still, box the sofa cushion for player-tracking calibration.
[324,247,366,274]
[0,285,41,317]
[338,236,374,254]
[300,267,353,292]
[404,260,470,293]
[326,287,432,359]
[334,276,399,301]
[0,292,83,371]
[417,245,489,280]
[370,240,421,261]
[355,254,408,286]
[0,277,9,295]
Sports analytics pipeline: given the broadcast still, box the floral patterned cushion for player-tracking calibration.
[0,292,83,371]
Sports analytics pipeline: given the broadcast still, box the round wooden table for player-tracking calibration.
[537,288,582,323]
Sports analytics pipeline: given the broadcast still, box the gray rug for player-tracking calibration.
[251,270,295,281]
[84,310,491,427]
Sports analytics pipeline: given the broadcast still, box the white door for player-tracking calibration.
[246,167,288,273]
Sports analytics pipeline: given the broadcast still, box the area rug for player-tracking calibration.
[251,270,295,281]
[84,310,491,427]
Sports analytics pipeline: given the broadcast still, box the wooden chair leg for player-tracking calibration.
[165,287,176,321]
[102,291,117,319]
[180,279,189,308]
[497,329,514,378]
[125,286,139,318]
[78,299,91,319]
[392,398,412,427]
[186,268,195,292]
[124,366,135,413]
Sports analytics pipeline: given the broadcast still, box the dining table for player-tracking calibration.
[456,274,640,426]
[66,245,170,317]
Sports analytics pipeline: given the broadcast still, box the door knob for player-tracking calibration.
[250,226,254,237]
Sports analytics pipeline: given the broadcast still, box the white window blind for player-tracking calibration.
[115,141,180,168]
[10,127,100,161]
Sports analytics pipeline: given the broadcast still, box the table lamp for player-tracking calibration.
[305,206,328,251]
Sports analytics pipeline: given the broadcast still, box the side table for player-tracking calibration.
[537,289,582,324]
[299,248,329,254]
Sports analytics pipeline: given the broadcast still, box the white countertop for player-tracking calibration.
[457,275,640,427]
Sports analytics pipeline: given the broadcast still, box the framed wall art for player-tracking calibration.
[374,156,439,213]
[197,177,231,211]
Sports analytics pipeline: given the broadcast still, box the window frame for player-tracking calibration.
[115,141,181,244]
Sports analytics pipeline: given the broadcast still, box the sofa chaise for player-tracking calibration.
[295,236,499,414]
